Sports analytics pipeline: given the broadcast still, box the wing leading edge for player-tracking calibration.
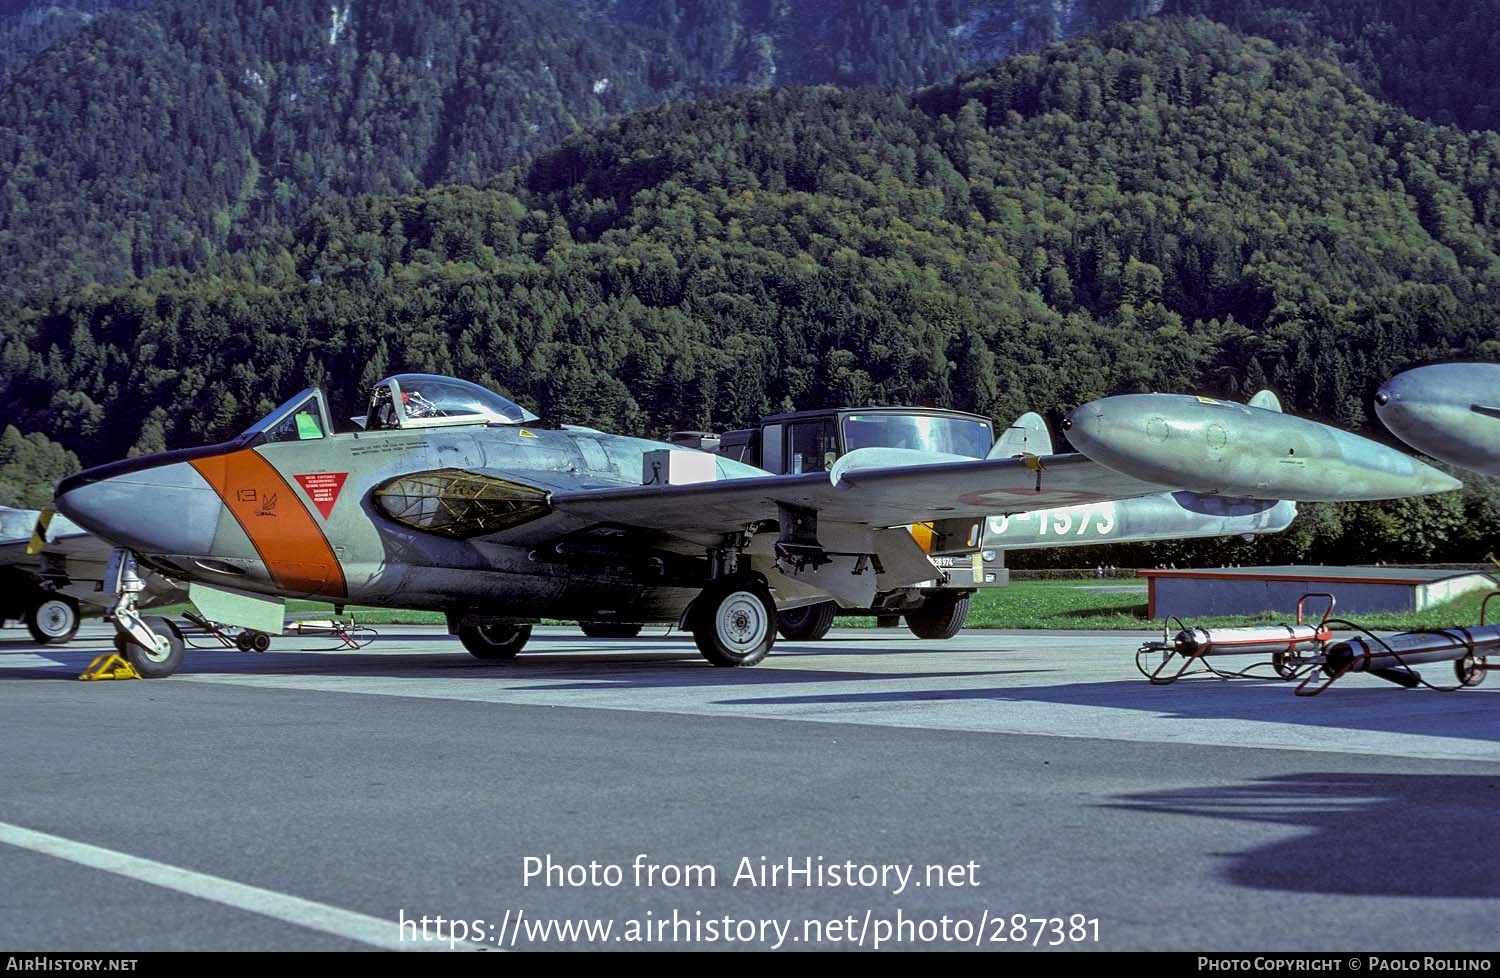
[537,450,1169,543]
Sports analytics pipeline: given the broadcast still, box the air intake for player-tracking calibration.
[373,469,550,539]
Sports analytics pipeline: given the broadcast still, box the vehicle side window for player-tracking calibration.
[761,424,784,473]
[788,419,837,474]
[718,433,748,463]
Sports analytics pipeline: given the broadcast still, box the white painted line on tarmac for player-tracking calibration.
[0,820,487,951]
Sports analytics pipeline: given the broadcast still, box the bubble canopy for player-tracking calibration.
[365,374,540,430]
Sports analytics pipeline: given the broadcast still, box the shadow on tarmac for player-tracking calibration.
[0,633,1049,689]
[1112,773,1500,897]
[716,676,1500,745]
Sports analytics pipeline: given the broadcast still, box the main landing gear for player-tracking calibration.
[458,622,533,660]
[690,575,777,667]
[25,593,80,645]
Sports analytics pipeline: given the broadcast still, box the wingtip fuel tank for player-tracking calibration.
[1062,393,1461,501]
[1375,362,1500,478]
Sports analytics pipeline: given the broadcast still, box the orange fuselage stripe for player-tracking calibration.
[189,450,348,598]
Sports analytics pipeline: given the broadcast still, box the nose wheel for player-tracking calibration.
[113,615,185,678]
[691,577,776,667]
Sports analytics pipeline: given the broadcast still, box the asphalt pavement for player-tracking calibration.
[1,623,1496,951]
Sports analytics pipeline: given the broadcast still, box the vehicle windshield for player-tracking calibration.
[842,413,993,459]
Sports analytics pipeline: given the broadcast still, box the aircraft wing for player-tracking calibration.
[0,507,112,569]
[526,451,1169,545]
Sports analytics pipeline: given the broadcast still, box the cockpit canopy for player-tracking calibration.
[242,374,539,445]
[365,374,539,431]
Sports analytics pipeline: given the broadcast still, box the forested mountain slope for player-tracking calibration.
[6,19,1497,455]
[5,0,1497,304]
[0,0,146,86]
[4,17,1499,555]
[1165,0,1500,131]
[0,0,1167,300]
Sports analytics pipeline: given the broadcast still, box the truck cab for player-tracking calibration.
[701,406,1006,640]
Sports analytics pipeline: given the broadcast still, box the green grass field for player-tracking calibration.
[954,578,1500,632]
[234,577,1500,634]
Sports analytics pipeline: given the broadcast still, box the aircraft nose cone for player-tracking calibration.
[55,459,223,556]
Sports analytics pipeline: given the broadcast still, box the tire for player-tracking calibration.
[1272,651,1300,680]
[458,622,532,660]
[579,621,643,639]
[25,594,80,645]
[250,631,272,652]
[777,601,836,641]
[691,577,776,667]
[122,615,185,678]
[1456,655,1487,687]
[906,594,971,640]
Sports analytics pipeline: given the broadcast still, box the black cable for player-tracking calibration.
[1320,618,1477,693]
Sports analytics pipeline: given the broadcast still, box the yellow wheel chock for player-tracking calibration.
[79,652,142,681]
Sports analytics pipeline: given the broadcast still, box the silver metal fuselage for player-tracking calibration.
[55,423,758,622]
[1376,363,1500,477]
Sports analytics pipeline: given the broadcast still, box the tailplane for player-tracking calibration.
[991,411,1054,459]
[1248,389,1283,413]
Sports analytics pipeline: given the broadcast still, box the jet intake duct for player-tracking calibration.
[374,469,550,539]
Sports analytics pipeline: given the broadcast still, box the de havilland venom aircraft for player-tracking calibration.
[1375,362,1500,477]
[54,373,1459,677]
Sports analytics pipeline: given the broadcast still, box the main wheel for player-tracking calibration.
[579,621,643,639]
[121,615,185,678]
[458,622,532,660]
[691,578,776,667]
[777,601,836,641]
[25,594,80,645]
[906,594,971,640]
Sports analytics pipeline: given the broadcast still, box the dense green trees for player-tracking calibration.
[0,0,1152,300]
[0,426,80,509]
[0,1,146,86]
[6,1,1498,303]
[1167,0,1500,131]
[2,18,1499,561]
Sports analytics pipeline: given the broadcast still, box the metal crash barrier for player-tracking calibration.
[1136,592,1497,695]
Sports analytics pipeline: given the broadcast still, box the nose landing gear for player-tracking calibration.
[98,549,186,678]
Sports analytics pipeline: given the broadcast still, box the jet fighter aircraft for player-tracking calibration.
[1375,362,1500,477]
[54,373,1459,677]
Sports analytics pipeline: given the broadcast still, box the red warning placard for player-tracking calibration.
[293,472,350,519]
